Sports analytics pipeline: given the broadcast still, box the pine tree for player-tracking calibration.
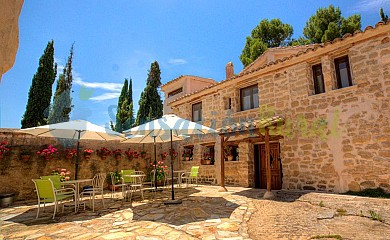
[135,61,163,126]
[21,40,57,128]
[115,79,129,132]
[303,5,361,43]
[380,7,389,22]
[48,44,74,124]
[240,19,293,67]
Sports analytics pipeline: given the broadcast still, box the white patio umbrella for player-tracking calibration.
[19,120,126,179]
[122,134,188,191]
[123,114,218,204]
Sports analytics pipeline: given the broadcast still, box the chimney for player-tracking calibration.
[226,61,234,79]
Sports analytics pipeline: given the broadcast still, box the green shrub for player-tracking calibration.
[344,188,390,199]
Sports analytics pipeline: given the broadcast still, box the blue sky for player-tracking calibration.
[1,0,389,129]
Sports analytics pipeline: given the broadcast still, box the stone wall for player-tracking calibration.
[169,28,390,193]
[0,130,157,200]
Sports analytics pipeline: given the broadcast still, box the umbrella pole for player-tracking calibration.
[75,130,81,180]
[164,129,182,205]
[154,136,157,190]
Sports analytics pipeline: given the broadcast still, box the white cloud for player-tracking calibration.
[73,78,122,92]
[89,92,121,101]
[168,58,188,65]
[353,0,390,12]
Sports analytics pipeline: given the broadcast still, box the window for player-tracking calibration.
[312,64,325,94]
[182,146,194,161]
[168,88,183,98]
[224,97,232,110]
[192,102,202,122]
[334,56,352,89]
[240,85,259,111]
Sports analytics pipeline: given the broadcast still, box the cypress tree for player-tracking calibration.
[380,8,389,22]
[123,78,135,129]
[48,44,74,124]
[21,40,57,128]
[115,79,129,132]
[135,61,163,126]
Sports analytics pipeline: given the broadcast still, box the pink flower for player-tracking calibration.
[65,176,70,181]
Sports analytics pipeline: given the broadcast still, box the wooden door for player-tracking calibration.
[259,143,282,190]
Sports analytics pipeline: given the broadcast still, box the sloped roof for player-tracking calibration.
[161,75,216,89]
[169,20,390,105]
[218,115,284,134]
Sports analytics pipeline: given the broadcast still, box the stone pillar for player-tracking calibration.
[321,55,334,92]
[215,136,222,185]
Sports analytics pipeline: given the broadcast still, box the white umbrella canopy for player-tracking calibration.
[123,114,218,204]
[19,120,126,179]
[123,114,217,136]
[19,120,125,141]
[122,133,188,144]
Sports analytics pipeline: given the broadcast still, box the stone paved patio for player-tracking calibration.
[0,185,389,239]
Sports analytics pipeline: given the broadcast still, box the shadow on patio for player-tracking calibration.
[2,186,239,227]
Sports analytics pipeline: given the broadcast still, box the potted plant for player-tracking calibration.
[149,161,168,186]
[161,151,168,160]
[113,149,122,160]
[83,148,93,159]
[65,148,77,160]
[125,149,134,160]
[224,145,233,161]
[0,140,10,160]
[182,149,191,161]
[202,152,212,165]
[169,148,178,159]
[20,149,31,161]
[106,170,122,190]
[51,168,71,182]
[37,145,58,160]
[96,147,111,160]
[140,150,147,158]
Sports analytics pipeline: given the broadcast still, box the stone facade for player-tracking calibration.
[163,23,390,193]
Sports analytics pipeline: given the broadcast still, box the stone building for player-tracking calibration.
[162,21,390,193]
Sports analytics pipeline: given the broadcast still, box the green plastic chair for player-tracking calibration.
[32,179,76,219]
[181,166,199,187]
[40,175,74,196]
[40,175,62,190]
[121,169,135,184]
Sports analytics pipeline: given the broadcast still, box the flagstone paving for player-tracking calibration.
[0,186,389,239]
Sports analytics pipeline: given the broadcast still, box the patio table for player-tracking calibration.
[173,170,185,187]
[61,178,92,211]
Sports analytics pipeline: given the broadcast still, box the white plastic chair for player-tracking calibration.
[81,173,106,211]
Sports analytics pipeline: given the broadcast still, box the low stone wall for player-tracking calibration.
[0,129,155,200]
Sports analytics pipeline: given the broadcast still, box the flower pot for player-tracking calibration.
[202,159,211,165]
[43,156,50,161]
[21,154,31,161]
[84,154,91,160]
[227,156,233,161]
[115,155,121,160]
[108,185,120,191]
[185,157,190,161]
[0,193,16,207]
[65,155,72,160]
[141,153,146,158]
[101,156,107,160]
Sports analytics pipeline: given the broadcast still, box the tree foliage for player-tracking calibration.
[21,40,57,128]
[135,61,163,125]
[114,78,135,132]
[303,5,361,43]
[380,7,389,22]
[240,19,293,67]
[48,43,74,124]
